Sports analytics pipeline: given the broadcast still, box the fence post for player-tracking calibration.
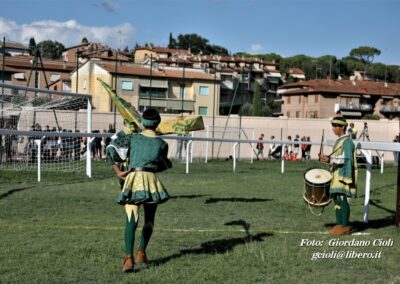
[281,143,286,174]
[35,139,41,182]
[232,142,238,173]
[186,140,193,174]
[205,126,209,163]
[361,149,372,223]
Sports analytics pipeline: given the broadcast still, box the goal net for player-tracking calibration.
[0,83,92,174]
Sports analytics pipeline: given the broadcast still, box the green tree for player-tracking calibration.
[28,37,37,56]
[175,33,228,55]
[252,81,262,116]
[349,46,381,78]
[168,32,177,49]
[36,40,65,60]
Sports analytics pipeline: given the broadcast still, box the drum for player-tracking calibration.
[303,168,332,208]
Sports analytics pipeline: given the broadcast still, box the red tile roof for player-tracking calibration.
[0,55,75,71]
[97,63,217,81]
[280,79,400,96]
[0,42,29,50]
[288,68,305,75]
[136,46,190,55]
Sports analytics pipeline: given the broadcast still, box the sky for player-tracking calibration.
[1,0,400,65]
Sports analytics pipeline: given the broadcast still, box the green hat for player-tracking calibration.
[331,116,348,126]
[141,108,161,128]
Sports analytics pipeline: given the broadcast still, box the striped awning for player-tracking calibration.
[139,79,168,88]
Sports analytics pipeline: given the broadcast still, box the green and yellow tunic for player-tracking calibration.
[329,134,358,197]
[106,129,131,188]
[110,129,172,205]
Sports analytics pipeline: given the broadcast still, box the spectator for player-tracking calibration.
[359,122,369,141]
[293,134,300,159]
[305,137,312,160]
[256,133,265,160]
[393,135,399,166]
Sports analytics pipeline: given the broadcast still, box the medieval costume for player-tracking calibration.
[323,116,357,235]
[107,109,172,272]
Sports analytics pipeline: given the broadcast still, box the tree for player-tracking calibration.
[168,32,177,49]
[175,33,228,55]
[252,81,262,116]
[28,37,37,56]
[36,40,65,60]
[349,46,381,79]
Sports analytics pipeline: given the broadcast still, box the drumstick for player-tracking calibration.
[327,146,343,157]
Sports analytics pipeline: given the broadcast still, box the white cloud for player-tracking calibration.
[0,17,134,49]
[250,44,264,54]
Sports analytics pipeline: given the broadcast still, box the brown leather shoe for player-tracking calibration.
[122,255,134,273]
[328,225,342,235]
[136,248,148,264]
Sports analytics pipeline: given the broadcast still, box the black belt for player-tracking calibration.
[131,167,156,173]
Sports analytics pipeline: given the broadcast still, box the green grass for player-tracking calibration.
[0,160,399,283]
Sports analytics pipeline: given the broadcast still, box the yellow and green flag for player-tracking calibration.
[98,78,204,135]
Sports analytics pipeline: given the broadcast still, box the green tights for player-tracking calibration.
[124,203,158,255]
[333,194,350,227]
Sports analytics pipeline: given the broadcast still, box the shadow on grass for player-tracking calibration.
[369,199,396,215]
[0,186,33,200]
[170,194,209,200]
[324,216,395,232]
[139,220,273,271]
[205,197,273,204]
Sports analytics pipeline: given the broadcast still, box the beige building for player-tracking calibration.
[71,59,220,115]
[134,46,190,63]
[279,78,400,119]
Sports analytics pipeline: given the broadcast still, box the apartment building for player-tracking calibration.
[279,78,400,119]
[0,55,75,90]
[134,47,282,115]
[71,59,219,115]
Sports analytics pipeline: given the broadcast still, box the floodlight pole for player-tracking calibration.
[113,50,118,130]
[180,60,185,114]
[149,54,153,108]
[1,36,5,129]
[212,70,216,160]
[396,117,400,227]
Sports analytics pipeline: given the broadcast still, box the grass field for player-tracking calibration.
[0,160,399,283]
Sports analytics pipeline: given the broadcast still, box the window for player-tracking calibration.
[287,96,291,104]
[305,96,308,103]
[122,81,134,90]
[299,96,302,103]
[296,111,300,118]
[286,111,290,117]
[199,106,208,115]
[315,95,319,103]
[199,86,209,96]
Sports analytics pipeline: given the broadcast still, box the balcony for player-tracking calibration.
[139,97,195,112]
[380,105,400,114]
[339,103,373,112]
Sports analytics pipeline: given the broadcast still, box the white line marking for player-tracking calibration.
[0,224,371,235]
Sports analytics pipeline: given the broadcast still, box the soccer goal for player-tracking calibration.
[0,83,93,180]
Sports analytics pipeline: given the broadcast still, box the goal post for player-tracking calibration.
[0,83,93,178]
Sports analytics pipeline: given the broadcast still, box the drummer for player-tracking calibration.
[319,116,357,235]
